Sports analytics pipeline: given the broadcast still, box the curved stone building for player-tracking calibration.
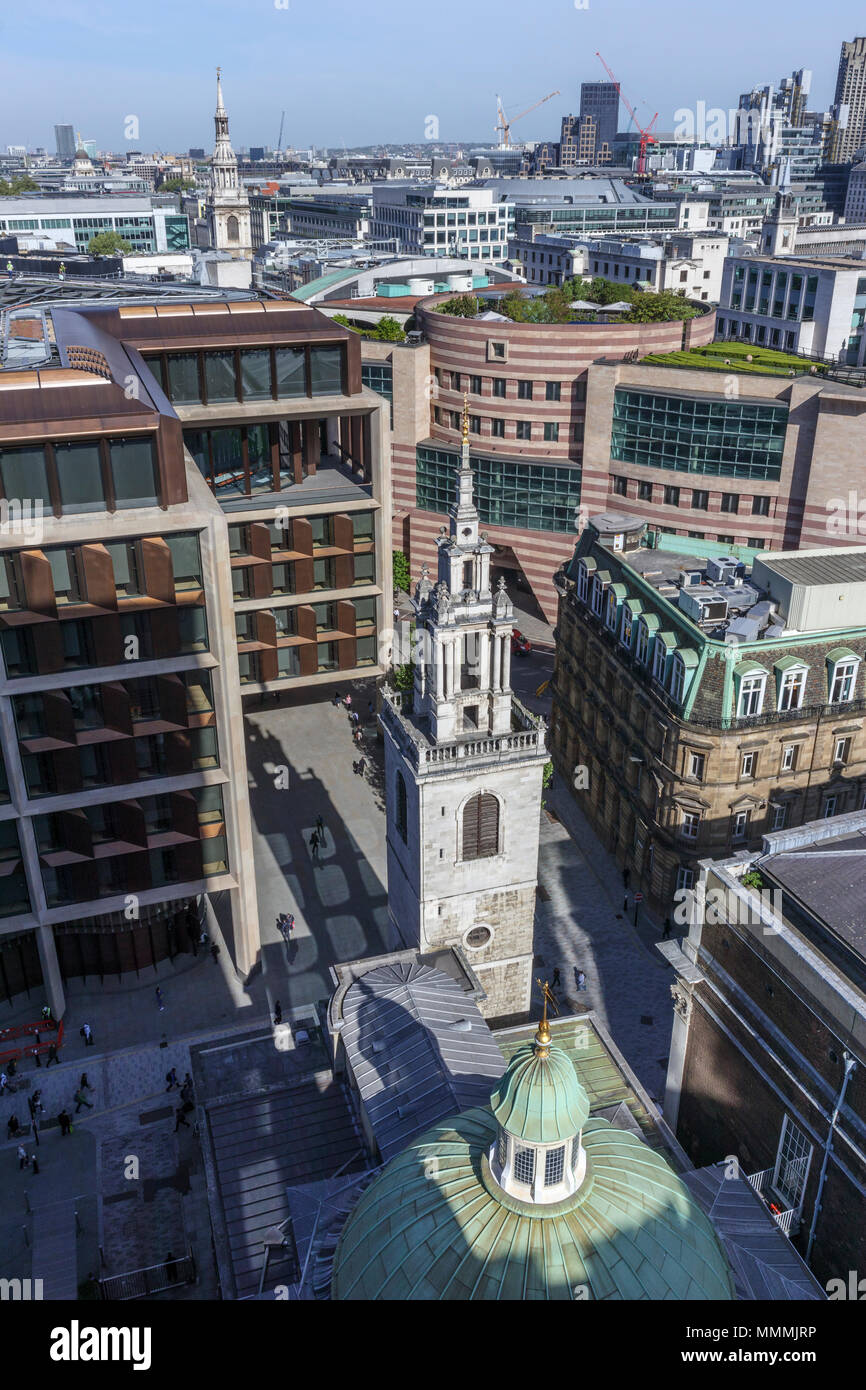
[393,294,715,622]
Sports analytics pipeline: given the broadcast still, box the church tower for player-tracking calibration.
[380,402,548,1020]
[207,68,252,259]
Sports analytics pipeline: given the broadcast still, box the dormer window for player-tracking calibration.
[590,574,606,616]
[605,589,618,631]
[669,653,686,704]
[652,637,667,682]
[778,664,808,712]
[635,621,649,665]
[621,608,633,648]
[828,649,860,704]
[576,562,589,603]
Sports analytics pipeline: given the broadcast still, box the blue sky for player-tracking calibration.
[2,0,864,151]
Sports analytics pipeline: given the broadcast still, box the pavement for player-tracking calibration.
[0,657,679,1293]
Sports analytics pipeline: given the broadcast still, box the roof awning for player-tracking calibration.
[734,659,766,678]
[610,583,627,600]
[774,654,808,673]
[625,597,644,615]
[641,613,660,632]
[657,630,677,649]
[825,646,859,664]
[677,648,700,669]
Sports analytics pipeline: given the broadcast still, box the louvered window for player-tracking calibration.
[396,773,408,843]
[461,792,499,861]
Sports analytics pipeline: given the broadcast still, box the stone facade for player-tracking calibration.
[380,431,547,1021]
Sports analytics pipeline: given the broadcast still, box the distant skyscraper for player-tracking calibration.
[831,36,866,162]
[54,124,75,159]
[579,83,619,161]
[189,148,206,159]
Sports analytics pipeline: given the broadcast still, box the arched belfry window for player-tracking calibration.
[462,792,499,861]
[226,214,239,243]
[396,772,408,843]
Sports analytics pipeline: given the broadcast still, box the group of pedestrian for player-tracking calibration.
[548,966,587,995]
[277,912,295,943]
[17,1144,38,1174]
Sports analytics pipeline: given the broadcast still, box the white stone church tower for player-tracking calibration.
[207,68,252,259]
[380,405,548,1020]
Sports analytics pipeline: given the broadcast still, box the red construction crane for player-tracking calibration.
[595,52,658,176]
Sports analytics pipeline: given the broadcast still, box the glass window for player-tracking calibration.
[313,557,335,590]
[105,541,141,595]
[166,353,201,404]
[778,667,807,712]
[514,1147,535,1186]
[277,645,300,677]
[356,633,376,665]
[272,563,295,595]
[240,349,272,400]
[166,534,202,590]
[316,640,338,671]
[47,548,82,604]
[544,422,559,443]
[204,351,237,403]
[313,602,336,631]
[247,424,273,494]
[110,437,159,509]
[546,381,561,401]
[0,446,52,513]
[773,1115,812,1210]
[544,1146,565,1186]
[492,378,506,398]
[309,345,343,395]
[830,659,858,704]
[177,605,208,653]
[54,441,103,513]
[738,673,765,717]
[681,811,700,839]
[310,515,333,549]
[354,596,376,625]
[275,347,306,398]
[352,511,374,541]
[353,552,375,586]
[517,380,533,400]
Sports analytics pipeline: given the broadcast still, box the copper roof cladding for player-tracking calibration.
[106,298,360,352]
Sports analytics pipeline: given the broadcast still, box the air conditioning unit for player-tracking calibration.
[705,555,740,584]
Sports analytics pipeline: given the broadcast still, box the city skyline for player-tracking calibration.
[3,0,865,151]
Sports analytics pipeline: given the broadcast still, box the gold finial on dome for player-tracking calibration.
[534,978,559,1059]
[462,392,469,443]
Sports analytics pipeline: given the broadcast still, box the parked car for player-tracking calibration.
[511,629,532,656]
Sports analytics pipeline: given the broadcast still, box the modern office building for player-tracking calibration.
[389,292,715,622]
[717,251,866,365]
[370,185,512,262]
[843,160,866,220]
[662,808,866,1286]
[54,125,76,161]
[830,36,866,162]
[511,230,728,301]
[550,516,866,911]
[578,83,619,160]
[0,198,191,255]
[0,289,391,1010]
[507,178,680,239]
[581,351,866,550]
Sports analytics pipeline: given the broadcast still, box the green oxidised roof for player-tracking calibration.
[490,1040,590,1143]
[332,1110,735,1301]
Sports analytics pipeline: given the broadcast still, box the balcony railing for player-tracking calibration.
[746,1169,798,1237]
[382,687,546,770]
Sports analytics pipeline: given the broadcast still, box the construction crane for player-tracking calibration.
[276,110,285,152]
[495,90,560,148]
[595,52,657,175]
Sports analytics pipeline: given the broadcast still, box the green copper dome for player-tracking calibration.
[491,1039,590,1143]
[332,1110,735,1301]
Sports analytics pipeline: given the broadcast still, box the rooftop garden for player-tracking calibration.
[640,341,828,377]
[433,277,706,326]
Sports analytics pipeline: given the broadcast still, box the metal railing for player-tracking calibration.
[382,687,546,769]
[746,1169,797,1237]
[99,1250,195,1300]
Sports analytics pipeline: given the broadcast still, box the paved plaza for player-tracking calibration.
[0,657,678,1293]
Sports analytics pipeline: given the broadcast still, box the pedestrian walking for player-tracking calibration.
[79,1073,92,1092]
[30,1154,39,1176]
[32,1089,43,1114]
[46,1043,59,1067]
[551,967,561,990]
[310,830,320,862]
[353,726,362,745]
[41,1005,52,1021]
[356,757,366,776]
[332,691,342,708]
[315,814,325,842]
[662,917,672,940]
[174,1107,190,1132]
[31,1046,42,1068]
[273,1000,282,1026]
[165,1068,179,1092]
[183,1072,192,1091]
[17,1144,27,1170]
[344,693,352,711]
[74,1089,93,1113]
[577,970,587,992]
[351,710,359,726]
[210,941,220,963]
[81,1022,94,1046]
[58,1110,72,1137]
[156,987,165,1012]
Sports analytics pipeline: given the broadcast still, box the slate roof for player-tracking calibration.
[339,960,506,1161]
[762,831,866,966]
[682,1165,825,1301]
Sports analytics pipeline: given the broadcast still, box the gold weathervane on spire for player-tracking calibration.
[534,978,559,1058]
[216,65,222,81]
[462,392,469,444]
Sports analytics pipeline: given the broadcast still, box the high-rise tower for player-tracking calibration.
[831,37,866,163]
[207,68,252,259]
[379,402,548,1020]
